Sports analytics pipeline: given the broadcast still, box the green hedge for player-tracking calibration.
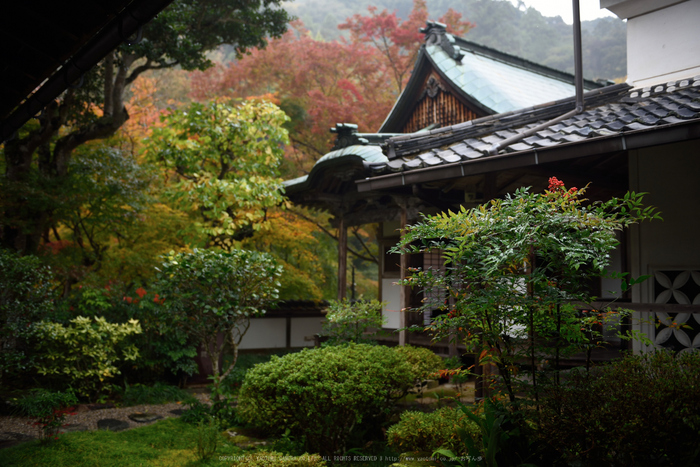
[387,407,479,456]
[237,344,441,456]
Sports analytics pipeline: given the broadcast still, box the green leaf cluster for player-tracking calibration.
[237,344,433,456]
[322,299,386,343]
[0,249,55,381]
[387,406,479,456]
[537,350,700,466]
[31,316,142,399]
[148,99,290,247]
[392,182,660,400]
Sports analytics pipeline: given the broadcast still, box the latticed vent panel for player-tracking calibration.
[402,89,479,133]
[653,270,700,353]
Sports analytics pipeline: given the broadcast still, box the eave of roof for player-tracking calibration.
[0,0,175,143]
[283,144,387,195]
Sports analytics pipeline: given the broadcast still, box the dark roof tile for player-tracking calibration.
[358,82,700,179]
[482,134,504,144]
[604,120,626,131]
[530,138,560,148]
[386,160,406,171]
[508,142,533,152]
[404,158,423,169]
[562,134,586,143]
[675,107,698,119]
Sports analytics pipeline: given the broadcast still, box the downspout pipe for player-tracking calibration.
[488,0,586,156]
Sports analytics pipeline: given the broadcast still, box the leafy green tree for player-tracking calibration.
[394,178,660,401]
[155,248,283,399]
[0,249,55,385]
[146,99,290,249]
[1,0,291,254]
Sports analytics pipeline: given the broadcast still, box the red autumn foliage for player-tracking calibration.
[339,0,474,93]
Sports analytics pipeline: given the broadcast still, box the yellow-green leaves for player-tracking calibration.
[147,99,290,246]
[31,316,141,399]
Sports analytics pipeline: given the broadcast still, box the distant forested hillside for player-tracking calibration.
[284,0,626,81]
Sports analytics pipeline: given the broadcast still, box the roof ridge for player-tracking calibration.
[628,76,700,99]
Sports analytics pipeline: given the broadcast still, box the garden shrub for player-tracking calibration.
[537,350,700,466]
[387,407,479,456]
[322,299,385,343]
[31,316,141,399]
[392,345,444,385]
[233,451,326,467]
[12,389,78,441]
[237,344,427,456]
[115,382,190,406]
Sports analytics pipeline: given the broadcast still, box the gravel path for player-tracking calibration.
[0,393,210,446]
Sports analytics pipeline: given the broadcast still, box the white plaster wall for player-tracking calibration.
[290,317,325,348]
[382,278,402,329]
[238,318,286,349]
[626,0,700,87]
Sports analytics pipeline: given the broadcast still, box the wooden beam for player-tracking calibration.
[337,217,347,300]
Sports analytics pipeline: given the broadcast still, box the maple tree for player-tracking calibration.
[190,21,395,175]
[145,99,290,250]
[1,0,291,255]
[339,0,474,93]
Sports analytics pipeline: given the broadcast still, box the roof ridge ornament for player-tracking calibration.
[330,123,369,150]
[420,21,464,63]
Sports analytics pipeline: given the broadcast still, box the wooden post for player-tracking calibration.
[337,217,347,300]
[399,206,409,346]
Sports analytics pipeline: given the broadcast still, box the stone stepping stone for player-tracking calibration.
[169,408,187,416]
[97,418,130,432]
[60,424,88,433]
[128,412,162,423]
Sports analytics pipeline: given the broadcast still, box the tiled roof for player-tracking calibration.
[429,35,591,114]
[369,77,700,176]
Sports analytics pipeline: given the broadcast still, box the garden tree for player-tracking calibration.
[190,20,395,175]
[0,0,291,255]
[240,208,331,300]
[0,249,55,386]
[145,99,290,249]
[155,248,283,400]
[49,146,150,279]
[339,0,474,93]
[394,178,660,402]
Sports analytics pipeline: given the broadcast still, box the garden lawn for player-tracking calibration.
[2,417,247,466]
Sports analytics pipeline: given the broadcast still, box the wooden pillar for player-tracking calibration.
[399,207,409,346]
[337,217,347,300]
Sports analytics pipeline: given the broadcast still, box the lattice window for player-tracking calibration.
[653,270,700,353]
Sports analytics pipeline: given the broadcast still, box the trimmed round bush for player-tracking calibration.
[237,344,438,456]
[387,407,479,456]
